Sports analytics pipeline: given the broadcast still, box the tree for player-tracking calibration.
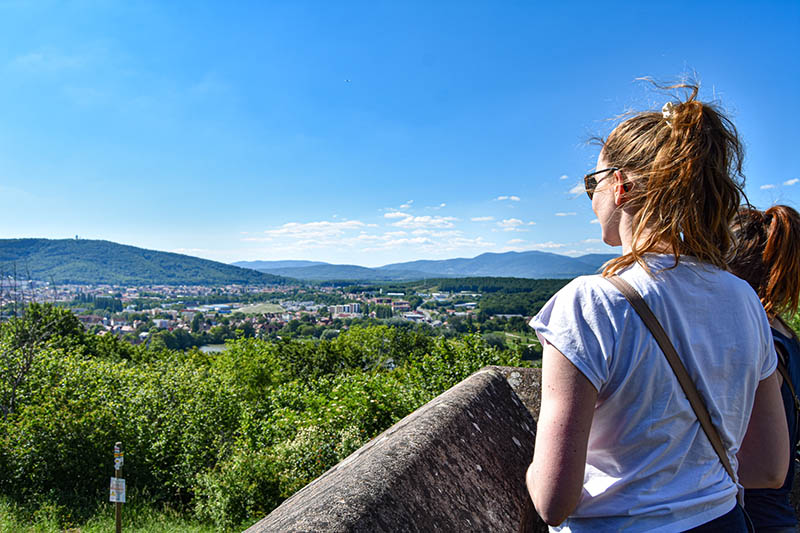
[0,303,85,421]
[191,313,204,333]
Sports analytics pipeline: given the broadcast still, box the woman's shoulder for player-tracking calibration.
[546,274,632,321]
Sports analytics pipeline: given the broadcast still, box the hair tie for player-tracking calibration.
[661,102,676,129]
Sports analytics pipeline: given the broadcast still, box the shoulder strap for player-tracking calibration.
[605,274,738,484]
[775,343,800,411]
[774,342,800,446]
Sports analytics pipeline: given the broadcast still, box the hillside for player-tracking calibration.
[0,239,289,285]
[235,251,618,281]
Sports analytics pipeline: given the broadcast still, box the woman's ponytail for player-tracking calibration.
[600,83,745,276]
[762,205,800,317]
[729,204,800,318]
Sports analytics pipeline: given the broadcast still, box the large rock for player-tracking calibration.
[245,367,544,533]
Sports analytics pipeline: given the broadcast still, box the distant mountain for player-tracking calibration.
[234,251,619,281]
[244,264,439,282]
[573,253,616,271]
[232,260,329,270]
[380,251,618,279]
[0,239,290,286]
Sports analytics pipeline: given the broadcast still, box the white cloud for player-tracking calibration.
[471,216,495,222]
[495,195,521,202]
[507,238,525,244]
[244,220,367,242]
[391,215,458,229]
[569,184,585,196]
[582,238,603,243]
[498,218,527,231]
[384,211,408,219]
[784,178,799,186]
[555,212,577,217]
[411,229,460,237]
[590,219,600,224]
[529,241,567,249]
[760,184,777,190]
[400,200,414,209]
[560,174,569,180]
[439,202,446,208]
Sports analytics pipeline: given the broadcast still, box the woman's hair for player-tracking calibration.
[728,205,800,318]
[599,83,745,275]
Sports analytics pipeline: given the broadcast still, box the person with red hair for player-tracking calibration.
[729,204,800,533]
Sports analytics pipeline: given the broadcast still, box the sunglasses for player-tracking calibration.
[583,167,619,199]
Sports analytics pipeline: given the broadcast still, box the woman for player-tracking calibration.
[729,205,800,533]
[526,85,789,532]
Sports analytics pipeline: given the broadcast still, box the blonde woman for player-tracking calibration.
[527,86,788,532]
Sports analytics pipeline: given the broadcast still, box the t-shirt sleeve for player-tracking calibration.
[529,277,618,392]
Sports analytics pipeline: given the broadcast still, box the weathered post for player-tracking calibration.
[110,442,125,533]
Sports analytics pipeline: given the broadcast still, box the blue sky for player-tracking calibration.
[1,1,798,267]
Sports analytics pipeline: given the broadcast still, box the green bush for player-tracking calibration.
[0,305,529,530]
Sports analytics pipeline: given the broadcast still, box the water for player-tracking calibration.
[199,344,228,353]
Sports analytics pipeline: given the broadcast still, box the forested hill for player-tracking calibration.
[0,239,290,285]
[236,251,618,281]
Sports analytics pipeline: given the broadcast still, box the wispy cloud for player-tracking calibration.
[10,48,87,72]
[243,220,366,242]
[529,241,566,249]
[495,195,521,202]
[497,218,534,231]
[784,178,799,186]
[760,184,777,190]
[362,234,494,253]
[390,215,458,229]
[384,211,408,219]
[507,238,525,244]
[559,174,568,180]
[471,216,494,222]
[399,200,414,209]
[590,219,600,224]
[569,184,585,196]
[555,212,577,217]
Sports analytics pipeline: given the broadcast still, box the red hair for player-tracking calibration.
[729,205,800,318]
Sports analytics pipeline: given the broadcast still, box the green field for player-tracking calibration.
[237,302,284,314]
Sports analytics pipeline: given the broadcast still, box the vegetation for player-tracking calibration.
[0,303,526,531]
[0,239,290,285]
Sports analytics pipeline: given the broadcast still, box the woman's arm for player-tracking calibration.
[737,370,790,488]
[526,342,597,526]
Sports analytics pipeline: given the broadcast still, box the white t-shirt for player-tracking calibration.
[529,255,776,533]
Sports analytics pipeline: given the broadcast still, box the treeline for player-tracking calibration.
[74,293,124,312]
[0,303,525,531]
[434,277,569,294]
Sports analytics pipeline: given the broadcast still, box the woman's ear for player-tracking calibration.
[613,170,629,206]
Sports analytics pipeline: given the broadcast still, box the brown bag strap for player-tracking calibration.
[606,274,738,484]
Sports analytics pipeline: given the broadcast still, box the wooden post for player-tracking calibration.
[114,442,123,533]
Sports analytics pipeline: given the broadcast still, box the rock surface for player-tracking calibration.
[246,365,800,532]
[245,367,544,533]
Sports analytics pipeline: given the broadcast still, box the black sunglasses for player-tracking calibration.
[583,167,619,199]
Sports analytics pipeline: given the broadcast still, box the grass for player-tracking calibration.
[0,497,220,533]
